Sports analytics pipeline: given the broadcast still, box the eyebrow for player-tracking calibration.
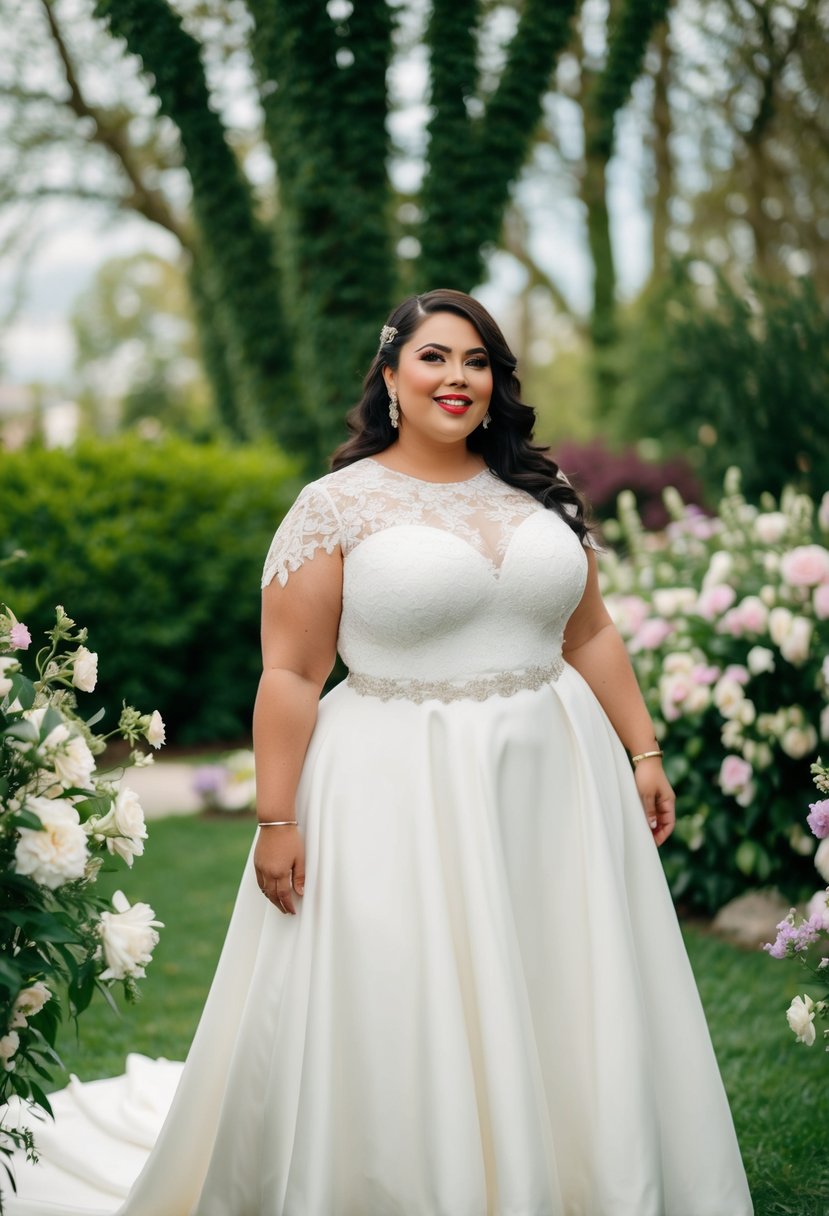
[414,343,488,356]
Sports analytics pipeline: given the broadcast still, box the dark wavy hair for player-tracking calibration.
[330,289,593,544]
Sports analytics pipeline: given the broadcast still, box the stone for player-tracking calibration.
[711,889,793,950]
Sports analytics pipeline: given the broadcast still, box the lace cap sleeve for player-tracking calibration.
[261,482,343,589]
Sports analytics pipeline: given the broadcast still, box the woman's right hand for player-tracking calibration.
[254,825,305,914]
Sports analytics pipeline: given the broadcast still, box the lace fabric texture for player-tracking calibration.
[261,458,555,589]
[261,458,591,694]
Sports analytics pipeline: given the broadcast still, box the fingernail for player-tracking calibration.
[649,818,658,829]
[296,885,304,895]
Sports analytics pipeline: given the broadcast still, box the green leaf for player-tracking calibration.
[85,707,106,729]
[74,795,113,821]
[8,672,36,710]
[38,704,65,741]
[735,840,758,876]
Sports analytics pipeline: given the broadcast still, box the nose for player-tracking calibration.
[445,360,468,385]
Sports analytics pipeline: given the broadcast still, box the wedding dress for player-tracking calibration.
[4,458,753,1215]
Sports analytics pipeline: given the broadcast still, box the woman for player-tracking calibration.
[8,290,753,1215]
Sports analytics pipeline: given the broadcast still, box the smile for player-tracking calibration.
[434,396,472,415]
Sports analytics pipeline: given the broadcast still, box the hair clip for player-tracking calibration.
[379,325,398,348]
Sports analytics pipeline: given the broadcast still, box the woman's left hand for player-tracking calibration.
[634,760,676,846]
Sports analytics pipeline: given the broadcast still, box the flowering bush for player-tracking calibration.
[599,470,829,912]
[764,759,829,1052]
[192,749,256,814]
[0,601,163,1197]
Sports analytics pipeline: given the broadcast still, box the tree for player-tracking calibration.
[1,0,680,467]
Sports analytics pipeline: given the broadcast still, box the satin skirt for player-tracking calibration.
[4,667,753,1215]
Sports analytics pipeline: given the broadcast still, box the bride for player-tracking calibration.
[7,289,753,1215]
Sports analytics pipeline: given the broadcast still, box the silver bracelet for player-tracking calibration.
[257,819,298,827]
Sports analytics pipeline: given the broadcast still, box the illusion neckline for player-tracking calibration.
[365,458,491,487]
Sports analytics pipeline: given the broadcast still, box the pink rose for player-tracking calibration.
[780,545,829,588]
[814,584,829,621]
[630,617,673,653]
[724,664,750,685]
[719,754,753,795]
[692,664,720,686]
[696,585,737,621]
[807,799,829,840]
[736,596,768,635]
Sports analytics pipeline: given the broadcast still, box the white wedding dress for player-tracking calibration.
[4,458,753,1215]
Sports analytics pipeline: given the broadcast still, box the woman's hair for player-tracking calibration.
[330,288,593,544]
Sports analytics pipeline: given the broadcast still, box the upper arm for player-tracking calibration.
[261,547,343,689]
[259,481,344,688]
[562,547,614,652]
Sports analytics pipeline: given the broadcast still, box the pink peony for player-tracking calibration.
[814,584,829,621]
[630,617,673,653]
[692,664,720,686]
[807,799,829,840]
[724,664,750,685]
[736,596,768,635]
[696,585,737,621]
[719,754,753,795]
[9,622,31,650]
[780,545,829,588]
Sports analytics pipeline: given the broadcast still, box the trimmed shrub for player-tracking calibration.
[0,437,299,743]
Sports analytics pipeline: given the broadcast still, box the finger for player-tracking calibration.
[640,790,657,831]
[275,873,296,915]
[293,865,305,897]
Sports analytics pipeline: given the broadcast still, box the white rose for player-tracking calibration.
[91,787,148,867]
[98,891,163,981]
[684,684,711,715]
[779,616,812,666]
[51,734,96,791]
[781,725,818,760]
[759,584,777,607]
[145,710,165,749]
[815,838,829,884]
[713,677,746,719]
[72,647,98,693]
[0,1031,20,1071]
[807,889,829,929]
[653,588,697,617]
[764,552,781,575]
[721,719,744,749]
[754,742,774,770]
[662,651,696,676]
[754,511,788,544]
[747,646,775,676]
[737,699,756,727]
[769,607,793,647]
[786,994,816,1046]
[10,981,51,1029]
[14,797,89,890]
[702,551,733,589]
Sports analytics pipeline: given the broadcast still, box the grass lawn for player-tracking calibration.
[53,816,827,1215]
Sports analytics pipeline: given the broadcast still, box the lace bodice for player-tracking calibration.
[262,458,589,692]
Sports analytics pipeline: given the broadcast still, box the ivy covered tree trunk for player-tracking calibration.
[417,0,579,293]
[248,0,396,469]
[581,0,671,420]
[95,0,295,445]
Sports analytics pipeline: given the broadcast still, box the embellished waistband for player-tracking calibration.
[345,657,565,704]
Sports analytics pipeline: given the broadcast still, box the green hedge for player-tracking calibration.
[0,438,300,743]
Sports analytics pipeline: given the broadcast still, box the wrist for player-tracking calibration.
[630,748,663,767]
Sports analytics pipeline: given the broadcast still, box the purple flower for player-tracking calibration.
[191,765,227,798]
[807,799,829,840]
[763,913,824,959]
[9,622,31,650]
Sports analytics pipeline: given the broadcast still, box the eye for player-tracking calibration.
[467,356,489,369]
[420,350,444,362]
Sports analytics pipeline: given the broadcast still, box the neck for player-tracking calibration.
[382,433,484,481]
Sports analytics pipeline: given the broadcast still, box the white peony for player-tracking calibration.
[0,1031,20,1072]
[746,646,775,676]
[713,677,746,719]
[10,981,51,1029]
[92,786,148,867]
[780,725,818,760]
[98,891,163,981]
[786,995,816,1046]
[72,646,98,693]
[653,588,698,617]
[14,797,89,890]
[769,606,793,647]
[780,616,812,666]
[145,710,165,749]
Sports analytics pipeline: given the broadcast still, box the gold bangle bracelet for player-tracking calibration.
[631,749,663,766]
[258,820,298,827]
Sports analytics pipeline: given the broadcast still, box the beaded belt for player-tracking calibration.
[346,656,565,704]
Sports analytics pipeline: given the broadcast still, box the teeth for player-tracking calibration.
[437,398,469,406]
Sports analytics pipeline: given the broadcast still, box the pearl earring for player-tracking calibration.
[388,387,400,429]
[482,411,491,430]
